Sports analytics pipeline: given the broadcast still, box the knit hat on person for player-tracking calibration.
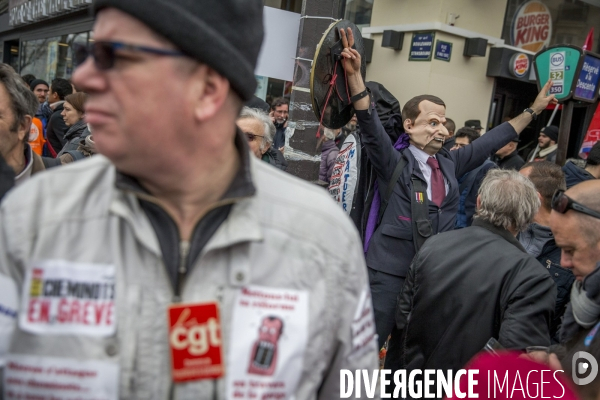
[540,125,559,142]
[93,0,264,101]
[29,79,49,91]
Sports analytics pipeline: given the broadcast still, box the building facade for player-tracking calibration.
[360,0,600,159]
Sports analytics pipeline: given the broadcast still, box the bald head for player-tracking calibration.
[549,180,600,281]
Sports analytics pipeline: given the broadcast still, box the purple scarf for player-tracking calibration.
[363,133,410,253]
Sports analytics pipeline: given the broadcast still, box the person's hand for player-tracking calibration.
[339,28,361,77]
[279,146,285,154]
[531,79,558,115]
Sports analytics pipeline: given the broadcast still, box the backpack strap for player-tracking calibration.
[411,177,432,252]
[377,154,407,224]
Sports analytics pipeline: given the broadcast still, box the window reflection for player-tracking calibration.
[344,0,374,28]
[20,31,93,82]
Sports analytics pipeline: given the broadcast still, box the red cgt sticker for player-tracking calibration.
[168,302,225,382]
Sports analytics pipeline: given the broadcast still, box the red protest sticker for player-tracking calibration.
[168,302,224,382]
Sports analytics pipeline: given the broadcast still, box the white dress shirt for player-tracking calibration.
[407,144,450,202]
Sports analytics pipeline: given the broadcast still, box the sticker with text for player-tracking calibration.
[227,286,308,399]
[168,302,224,382]
[20,260,116,336]
[3,354,119,400]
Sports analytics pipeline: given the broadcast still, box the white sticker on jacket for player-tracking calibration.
[20,260,116,336]
[350,289,377,359]
[226,286,308,400]
[4,354,119,399]
[0,275,18,367]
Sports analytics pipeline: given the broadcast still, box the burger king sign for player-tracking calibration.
[511,1,552,53]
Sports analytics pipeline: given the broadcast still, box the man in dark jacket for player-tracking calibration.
[528,125,558,162]
[493,138,525,170]
[270,97,288,151]
[519,161,574,341]
[384,169,556,391]
[338,27,557,349]
[563,141,600,188]
[45,78,74,155]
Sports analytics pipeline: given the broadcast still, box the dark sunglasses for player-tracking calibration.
[245,132,265,142]
[551,189,600,220]
[73,41,185,70]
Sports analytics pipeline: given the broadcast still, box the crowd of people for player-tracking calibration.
[0,0,599,399]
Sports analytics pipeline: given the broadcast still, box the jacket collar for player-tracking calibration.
[472,218,526,253]
[14,143,44,186]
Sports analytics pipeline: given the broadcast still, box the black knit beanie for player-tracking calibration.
[541,125,559,142]
[29,79,49,91]
[93,0,264,101]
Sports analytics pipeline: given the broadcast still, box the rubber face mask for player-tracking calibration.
[404,100,449,154]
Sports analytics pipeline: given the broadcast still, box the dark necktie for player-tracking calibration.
[426,157,445,207]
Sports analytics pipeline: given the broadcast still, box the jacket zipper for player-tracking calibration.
[174,240,190,302]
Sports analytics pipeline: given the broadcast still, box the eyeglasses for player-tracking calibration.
[73,41,185,70]
[551,189,600,220]
[245,132,265,142]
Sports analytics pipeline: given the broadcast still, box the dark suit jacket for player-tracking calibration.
[356,107,518,277]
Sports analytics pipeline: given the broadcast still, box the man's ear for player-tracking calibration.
[403,118,413,132]
[17,116,32,142]
[537,191,544,205]
[476,195,481,211]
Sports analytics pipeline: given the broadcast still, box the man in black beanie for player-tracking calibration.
[528,125,558,162]
[0,1,377,398]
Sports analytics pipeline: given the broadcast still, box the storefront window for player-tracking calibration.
[344,0,373,27]
[502,0,600,53]
[20,31,92,83]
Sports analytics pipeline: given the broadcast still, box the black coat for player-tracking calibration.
[494,149,525,170]
[357,106,518,277]
[0,153,15,201]
[46,103,69,154]
[384,219,556,378]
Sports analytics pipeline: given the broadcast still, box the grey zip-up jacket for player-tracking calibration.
[0,155,377,399]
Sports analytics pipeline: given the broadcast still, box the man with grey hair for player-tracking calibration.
[238,106,287,171]
[0,63,58,191]
[384,169,556,391]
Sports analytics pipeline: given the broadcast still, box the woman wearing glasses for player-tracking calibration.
[237,107,287,171]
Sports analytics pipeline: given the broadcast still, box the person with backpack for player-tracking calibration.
[338,27,558,350]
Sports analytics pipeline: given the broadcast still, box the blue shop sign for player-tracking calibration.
[434,40,452,62]
[409,32,435,61]
[573,54,600,102]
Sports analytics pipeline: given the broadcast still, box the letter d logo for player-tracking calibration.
[572,351,598,385]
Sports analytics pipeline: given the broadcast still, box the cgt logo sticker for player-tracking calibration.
[572,351,599,385]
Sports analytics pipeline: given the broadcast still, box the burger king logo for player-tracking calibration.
[510,53,530,78]
[511,1,552,53]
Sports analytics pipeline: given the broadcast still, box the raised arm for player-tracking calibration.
[339,28,400,182]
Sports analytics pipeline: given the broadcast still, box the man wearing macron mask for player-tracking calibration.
[338,27,559,349]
